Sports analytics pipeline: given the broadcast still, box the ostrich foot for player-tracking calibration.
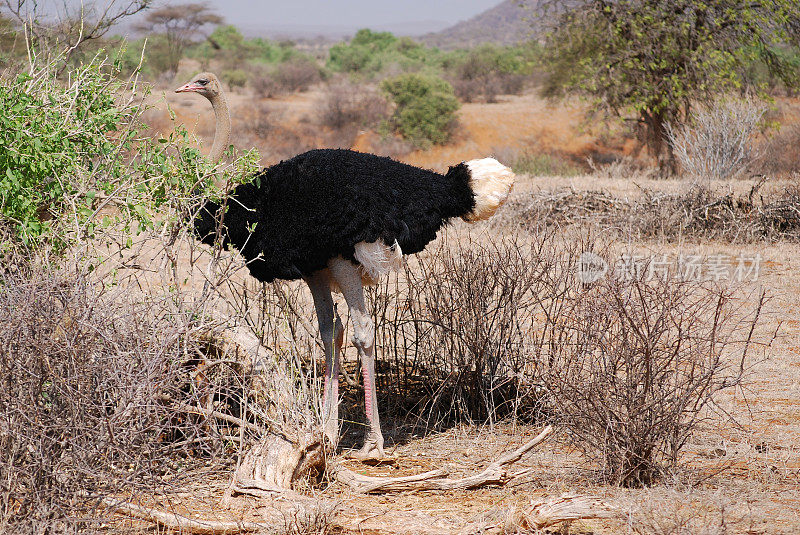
[347,440,397,465]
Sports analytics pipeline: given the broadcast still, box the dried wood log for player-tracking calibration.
[101,496,269,534]
[522,493,619,529]
[336,425,552,493]
[228,431,325,499]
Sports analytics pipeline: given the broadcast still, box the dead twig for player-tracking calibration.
[175,404,267,435]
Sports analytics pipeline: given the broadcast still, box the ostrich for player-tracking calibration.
[176,73,515,460]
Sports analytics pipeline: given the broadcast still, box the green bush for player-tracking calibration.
[327,29,444,76]
[381,73,460,148]
[0,66,127,244]
[0,52,258,249]
[191,25,295,65]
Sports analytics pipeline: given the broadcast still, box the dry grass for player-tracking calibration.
[495,178,800,243]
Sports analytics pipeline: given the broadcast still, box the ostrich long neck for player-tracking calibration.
[207,91,231,164]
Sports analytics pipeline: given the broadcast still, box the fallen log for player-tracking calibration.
[335,425,553,493]
[101,497,269,535]
[522,494,619,529]
[227,431,325,498]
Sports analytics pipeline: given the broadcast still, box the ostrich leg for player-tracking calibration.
[304,270,343,448]
[329,258,385,460]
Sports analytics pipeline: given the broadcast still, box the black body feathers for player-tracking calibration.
[194,149,476,282]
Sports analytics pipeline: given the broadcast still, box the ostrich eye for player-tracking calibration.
[197,79,209,86]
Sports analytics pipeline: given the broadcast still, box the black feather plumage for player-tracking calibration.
[194,148,476,282]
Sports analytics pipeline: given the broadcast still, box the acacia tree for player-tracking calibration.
[539,0,800,173]
[2,0,152,66]
[135,3,222,72]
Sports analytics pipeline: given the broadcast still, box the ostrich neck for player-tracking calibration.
[208,92,231,164]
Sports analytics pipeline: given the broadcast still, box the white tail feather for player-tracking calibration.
[354,240,403,282]
[462,157,515,222]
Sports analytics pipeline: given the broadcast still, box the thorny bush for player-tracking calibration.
[363,230,763,487]
[537,255,765,486]
[0,262,211,532]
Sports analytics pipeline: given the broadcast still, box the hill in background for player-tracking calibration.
[422,0,540,49]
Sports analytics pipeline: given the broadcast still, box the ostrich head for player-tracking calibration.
[174,72,231,164]
[175,72,222,101]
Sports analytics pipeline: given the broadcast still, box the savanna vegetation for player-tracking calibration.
[2,0,800,532]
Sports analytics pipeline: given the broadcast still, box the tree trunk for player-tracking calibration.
[641,110,677,177]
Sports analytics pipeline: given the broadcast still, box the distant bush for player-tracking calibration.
[763,123,800,176]
[510,151,583,177]
[447,44,537,102]
[328,41,374,73]
[252,56,324,97]
[327,29,443,76]
[192,25,298,66]
[252,74,281,98]
[273,56,323,92]
[328,29,397,74]
[222,68,248,88]
[381,73,460,148]
[318,79,389,131]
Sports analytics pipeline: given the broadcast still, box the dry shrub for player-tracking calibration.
[253,58,322,98]
[762,123,800,177]
[451,76,489,103]
[252,73,282,98]
[239,101,278,140]
[274,58,322,92]
[362,229,763,487]
[371,238,550,426]
[317,79,388,132]
[0,251,329,531]
[587,155,656,180]
[538,261,763,486]
[452,73,527,103]
[0,262,210,531]
[497,182,800,242]
[367,232,585,429]
[367,134,415,159]
[667,97,766,181]
[233,104,318,162]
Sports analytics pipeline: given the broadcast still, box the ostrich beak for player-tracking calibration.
[175,82,202,93]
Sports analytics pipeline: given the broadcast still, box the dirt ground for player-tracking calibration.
[121,87,800,534]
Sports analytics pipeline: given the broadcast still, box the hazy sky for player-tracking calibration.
[29,0,505,36]
[199,0,501,30]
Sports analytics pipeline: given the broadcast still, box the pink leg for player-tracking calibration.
[305,269,342,448]
[329,257,385,460]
